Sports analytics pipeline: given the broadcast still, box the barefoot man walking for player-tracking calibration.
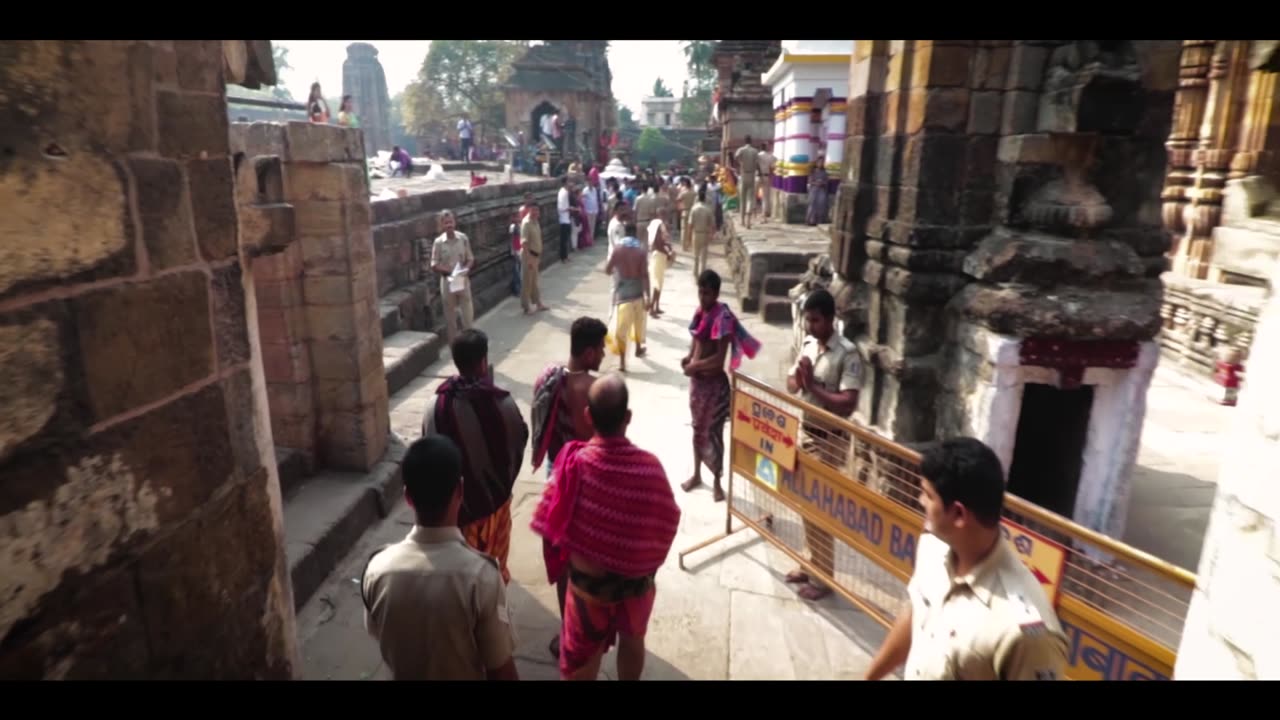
[681,270,760,502]
[604,222,650,372]
[531,374,682,680]
[530,316,609,660]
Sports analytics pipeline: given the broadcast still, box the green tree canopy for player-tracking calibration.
[678,41,717,129]
[270,43,294,102]
[635,126,664,157]
[651,77,673,98]
[403,40,524,138]
[617,103,638,131]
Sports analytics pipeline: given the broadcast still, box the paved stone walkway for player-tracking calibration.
[295,233,1231,680]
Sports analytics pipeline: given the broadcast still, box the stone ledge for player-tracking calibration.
[283,436,406,610]
[383,330,443,398]
[274,446,312,498]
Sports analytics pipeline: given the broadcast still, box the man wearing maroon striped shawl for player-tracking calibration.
[423,329,528,584]
[531,374,682,680]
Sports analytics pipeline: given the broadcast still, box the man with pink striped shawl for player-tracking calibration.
[530,374,681,681]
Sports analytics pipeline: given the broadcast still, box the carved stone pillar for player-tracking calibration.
[1228,43,1279,180]
[1164,40,1214,274]
[1182,41,1251,278]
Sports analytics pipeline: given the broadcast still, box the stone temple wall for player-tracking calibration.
[0,40,296,678]
[370,179,562,338]
[229,121,389,473]
[342,43,392,153]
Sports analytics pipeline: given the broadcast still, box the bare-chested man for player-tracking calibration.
[603,222,650,372]
[531,316,609,660]
[647,218,676,319]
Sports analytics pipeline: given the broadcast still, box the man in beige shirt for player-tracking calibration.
[757,141,776,222]
[688,185,716,278]
[785,288,863,601]
[520,204,549,314]
[362,435,519,681]
[866,438,1069,681]
[425,210,476,342]
[734,136,760,229]
[678,177,697,252]
[633,181,659,228]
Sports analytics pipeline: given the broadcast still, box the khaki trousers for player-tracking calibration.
[441,286,475,342]
[521,250,542,311]
[692,232,711,278]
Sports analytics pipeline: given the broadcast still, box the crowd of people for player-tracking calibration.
[362,140,1070,682]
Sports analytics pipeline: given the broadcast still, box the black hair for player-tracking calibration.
[744,135,753,144]
[403,435,462,524]
[451,329,488,376]
[570,317,608,357]
[802,289,836,319]
[624,222,637,236]
[698,269,721,293]
[920,438,1005,528]
[561,176,569,186]
[588,379,629,435]
[697,183,707,203]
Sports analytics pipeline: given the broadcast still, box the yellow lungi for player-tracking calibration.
[649,251,669,292]
[605,298,647,355]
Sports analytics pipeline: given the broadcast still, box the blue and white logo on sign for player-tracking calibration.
[755,454,779,491]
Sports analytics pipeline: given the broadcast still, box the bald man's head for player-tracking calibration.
[587,373,630,436]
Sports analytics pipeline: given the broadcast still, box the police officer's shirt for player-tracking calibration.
[362,526,516,680]
[903,533,1069,680]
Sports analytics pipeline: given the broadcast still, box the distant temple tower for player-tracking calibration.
[342,42,392,153]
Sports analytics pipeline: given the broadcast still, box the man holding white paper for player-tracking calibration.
[428,210,476,343]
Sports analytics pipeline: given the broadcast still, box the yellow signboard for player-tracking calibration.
[778,456,921,582]
[732,391,799,471]
[1000,519,1068,608]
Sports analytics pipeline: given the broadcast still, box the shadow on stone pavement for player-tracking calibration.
[1123,463,1217,573]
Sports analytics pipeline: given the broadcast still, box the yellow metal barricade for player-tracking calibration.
[678,372,1197,680]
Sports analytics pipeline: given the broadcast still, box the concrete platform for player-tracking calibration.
[370,169,545,198]
[728,222,829,316]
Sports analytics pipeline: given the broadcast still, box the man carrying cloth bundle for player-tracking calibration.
[530,374,682,680]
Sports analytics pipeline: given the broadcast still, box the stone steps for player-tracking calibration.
[763,272,802,296]
[283,436,407,610]
[275,447,312,499]
[383,330,443,398]
[760,293,794,325]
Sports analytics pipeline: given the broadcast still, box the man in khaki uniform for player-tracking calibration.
[688,186,715,278]
[426,210,476,343]
[520,204,549,314]
[757,141,776,222]
[362,435,519,681]
[866,438,1069,681]
[734,136,760,229]
[633,181,659,228]
[678,178,697,252]
[785,289,863,601]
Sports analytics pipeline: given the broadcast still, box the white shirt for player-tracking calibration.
[457,119,473,139]
[540,114,555,137]
[581,185,600,214]
[557,187,571,224]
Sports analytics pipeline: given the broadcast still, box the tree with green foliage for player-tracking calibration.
[651,77,673,98]
[617,103,639,132]
[678,40,717,129]
[403,40,524,141]
[635,126,665,157]
[270,43,294,102]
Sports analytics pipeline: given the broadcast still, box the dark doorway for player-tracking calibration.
[1006,383,1094,518]
[531,101,558,147]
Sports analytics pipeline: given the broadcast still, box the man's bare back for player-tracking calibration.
[563,371,595,442]
[606,242,647,284]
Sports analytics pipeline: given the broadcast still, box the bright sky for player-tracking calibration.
[274,40,691,118]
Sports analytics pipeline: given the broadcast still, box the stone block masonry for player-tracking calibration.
[0,40,297,678]
[233,119,388,473]
[369,177,562,336]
